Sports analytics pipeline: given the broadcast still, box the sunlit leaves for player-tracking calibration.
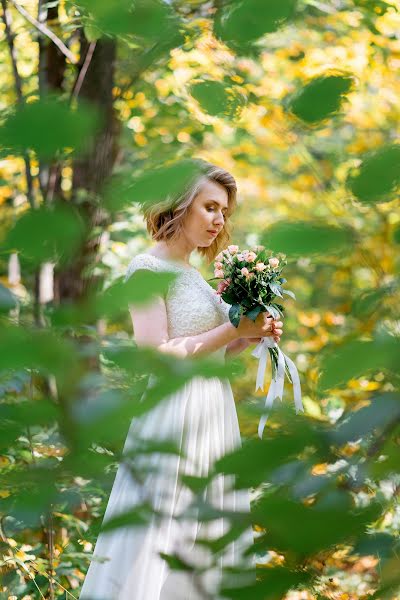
[0,95,99,160]
[214,0,297,54]
[286,73,355,124]
[4,203,86,267]
[347,144,400,204]
[318,337,399,392]
[261,221,354,257]
[190,80,247,119]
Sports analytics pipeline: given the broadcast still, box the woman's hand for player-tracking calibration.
[237,312,283,344]
[248,317,283,345]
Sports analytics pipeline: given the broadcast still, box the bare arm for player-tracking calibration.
[129,294,239,359]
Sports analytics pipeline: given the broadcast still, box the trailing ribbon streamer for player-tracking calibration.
[251,336,304,439]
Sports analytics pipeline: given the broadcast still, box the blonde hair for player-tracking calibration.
[142,159,237,265]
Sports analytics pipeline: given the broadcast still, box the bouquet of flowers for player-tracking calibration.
[210,244,303,438]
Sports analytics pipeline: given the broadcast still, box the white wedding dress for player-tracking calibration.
[79,253,255,600]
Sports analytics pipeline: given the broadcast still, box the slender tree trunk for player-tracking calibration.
[55,33,119,305]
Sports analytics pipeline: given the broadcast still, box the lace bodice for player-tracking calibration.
[124,253,232,360]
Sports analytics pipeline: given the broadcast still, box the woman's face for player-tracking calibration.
[181,179,229,248]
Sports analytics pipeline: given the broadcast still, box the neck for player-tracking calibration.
[151,240,195,266]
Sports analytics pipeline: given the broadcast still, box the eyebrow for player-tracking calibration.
[208,199,228,211]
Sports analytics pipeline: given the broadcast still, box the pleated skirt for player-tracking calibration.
[79,375,255,600]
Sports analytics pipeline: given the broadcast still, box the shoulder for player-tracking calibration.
[124,253,174,283]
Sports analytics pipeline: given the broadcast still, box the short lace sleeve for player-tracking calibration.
[124,253,166,283]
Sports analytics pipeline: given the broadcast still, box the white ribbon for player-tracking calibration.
[251,336,304,439]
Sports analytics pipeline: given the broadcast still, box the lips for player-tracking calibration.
[208,230,218,236]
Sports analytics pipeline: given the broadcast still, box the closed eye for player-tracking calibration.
[207,206,227,216]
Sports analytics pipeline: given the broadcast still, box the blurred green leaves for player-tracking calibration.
[0,324,79,391]
[0,95,100,160]
[261,220,355,257]
[318,336,399,392]
[214,0,297,53]
[190,80,247,119]
[103,159,202,213]
[4,203,86,267]
[76,0,181,42]
[98,269,177,318]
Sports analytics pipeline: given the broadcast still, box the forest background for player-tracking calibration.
[0,0,399,598]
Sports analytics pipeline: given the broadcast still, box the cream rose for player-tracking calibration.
[255,262,267,272]
[240,267,249,277]
[227,244,239,254]
[269,257,280,268]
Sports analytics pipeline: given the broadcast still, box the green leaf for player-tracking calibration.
[0,283,17,312]
[125,159,203,211]
[261,220,354,257]
[229,303,241,327]
[330,392,400,446]
[244,305,261,321]
[281,289,296,300]
[101,502,154,532]
[190,80,246,118]
[347,144,400,204]
[269,283,283,298]
[78,0,179,41]
[98,270,177,318]
[286,73,355,124]
[214,0,297,53]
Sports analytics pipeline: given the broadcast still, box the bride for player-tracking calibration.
[79,160,283,599]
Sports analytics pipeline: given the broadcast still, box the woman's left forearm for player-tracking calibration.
[225,337,250,358]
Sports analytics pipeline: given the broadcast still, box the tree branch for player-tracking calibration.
[10,0,78,64]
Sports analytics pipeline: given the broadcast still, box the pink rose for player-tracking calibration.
[255,262,267,271]
[215,252,223,261]
[214,268,224,278]
[236,253,244,261]
[215,261,223,269]
[240,267,249,276]
[269,257,279,268]
[227,244,239,254]
[246,251,257,262]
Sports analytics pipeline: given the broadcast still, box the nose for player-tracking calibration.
[213,212,224,227]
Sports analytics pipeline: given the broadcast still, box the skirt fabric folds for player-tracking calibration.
[79,375,254,600]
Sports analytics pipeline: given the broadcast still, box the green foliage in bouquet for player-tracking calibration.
[209,245,296,328]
